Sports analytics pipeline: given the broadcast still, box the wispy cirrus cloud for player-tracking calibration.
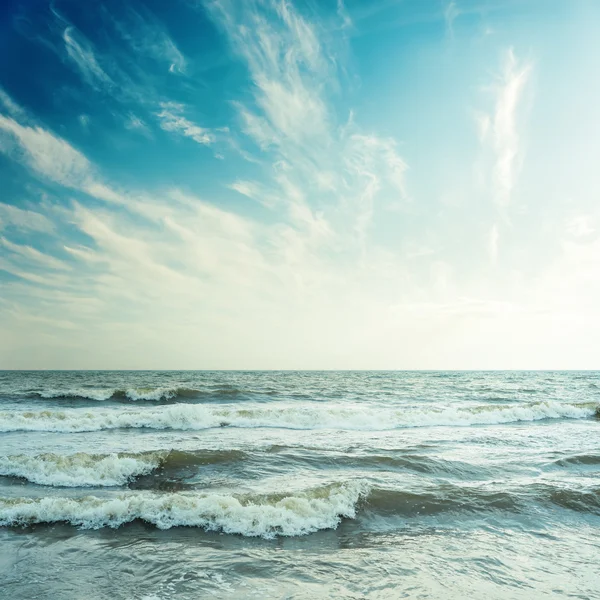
[110,5,187,74]
[124,113,153,138]
[208,0,331,149]
[474,48,532,266]
[0,103,125,204]
[478,48,532,209]
[0,237,71,271]
[0,87,27,119]
[0,113,93,188]
[62,26,114,91]
[156,102,215,145]
[444,1,460,38]
[211,0,408,262]
[0,202,55,233]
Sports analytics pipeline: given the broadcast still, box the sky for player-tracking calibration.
[0,0,599,370]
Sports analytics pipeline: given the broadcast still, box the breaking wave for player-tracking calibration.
[0,449,246,487]
[1,479,598,535]
[0,400,597,433]
[0,481,368,537]
[0,452,162,487]
[24,387,250,402]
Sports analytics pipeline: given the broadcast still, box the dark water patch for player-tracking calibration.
[362,482,600,518]
[128,477,195,492]
[161,449,247,468]
[128,449,247,491]
[261,448,490,480]
[539,485,600,514]
[553,453,600,467]
[362,486,519,517]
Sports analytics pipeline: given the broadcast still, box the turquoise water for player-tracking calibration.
[0,371,599,599]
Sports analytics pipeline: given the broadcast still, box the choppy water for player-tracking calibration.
[0,370,599,599]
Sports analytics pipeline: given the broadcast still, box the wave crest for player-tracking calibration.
[0,449,247,488]
[0,481,368,537]
[2,479,598,535]
[0,400,596,433]
[0,452,164,487]
[27,387,227,402]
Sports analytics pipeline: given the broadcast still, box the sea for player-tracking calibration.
[0,370,599,599]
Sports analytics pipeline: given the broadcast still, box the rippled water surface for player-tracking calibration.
[0,370,599,599]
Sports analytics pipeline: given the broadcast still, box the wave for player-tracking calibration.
[362,483,600,516]
[24,387,249,402]
[0,481,367,537]
[2,479,598,535]
[276,451,489,479]
[363,486,519,516]
[0,452,162,487]
[553,453,600,467]
[0,400,597,433]
[543,484,600,513]
[0,449,246,488]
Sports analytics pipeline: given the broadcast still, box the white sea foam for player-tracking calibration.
[0,452,165,487]
[0,401,595,433]
[35,388,118,401]
[33,387,191,401]
[0,481,368,537]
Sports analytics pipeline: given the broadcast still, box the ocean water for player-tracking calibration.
[0,371,599,599]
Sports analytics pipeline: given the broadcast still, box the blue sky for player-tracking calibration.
[1,0,599,369]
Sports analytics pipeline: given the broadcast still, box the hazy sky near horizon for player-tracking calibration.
[1,0,599,369]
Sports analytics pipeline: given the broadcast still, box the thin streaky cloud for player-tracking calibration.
[485,48,532,209]
[62,26,114,91]
[0,237,71,271]
[156,102,216,145]
[0,203,55,233]
[109,6,187,74]
[444,1,460,38]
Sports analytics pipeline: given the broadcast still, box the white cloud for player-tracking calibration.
[0,202,54,233]
[78,114,91,130]
[566,215,595,238]
[206,0,409,266]
[156,102,215,145]
[337,0,353,30]
[0,87,26,119]
[480,48,532,208]
[124,113,152,137]
[0,114,93,188]
[229,180,273,206]
[208,0,331,149]
[444,1,460,38]
[488,223,499,264]
[0,113,125,204]
[0,237,70,271]
[63,26,114,90]
[0,256,71,287]
[112,6,187,74]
